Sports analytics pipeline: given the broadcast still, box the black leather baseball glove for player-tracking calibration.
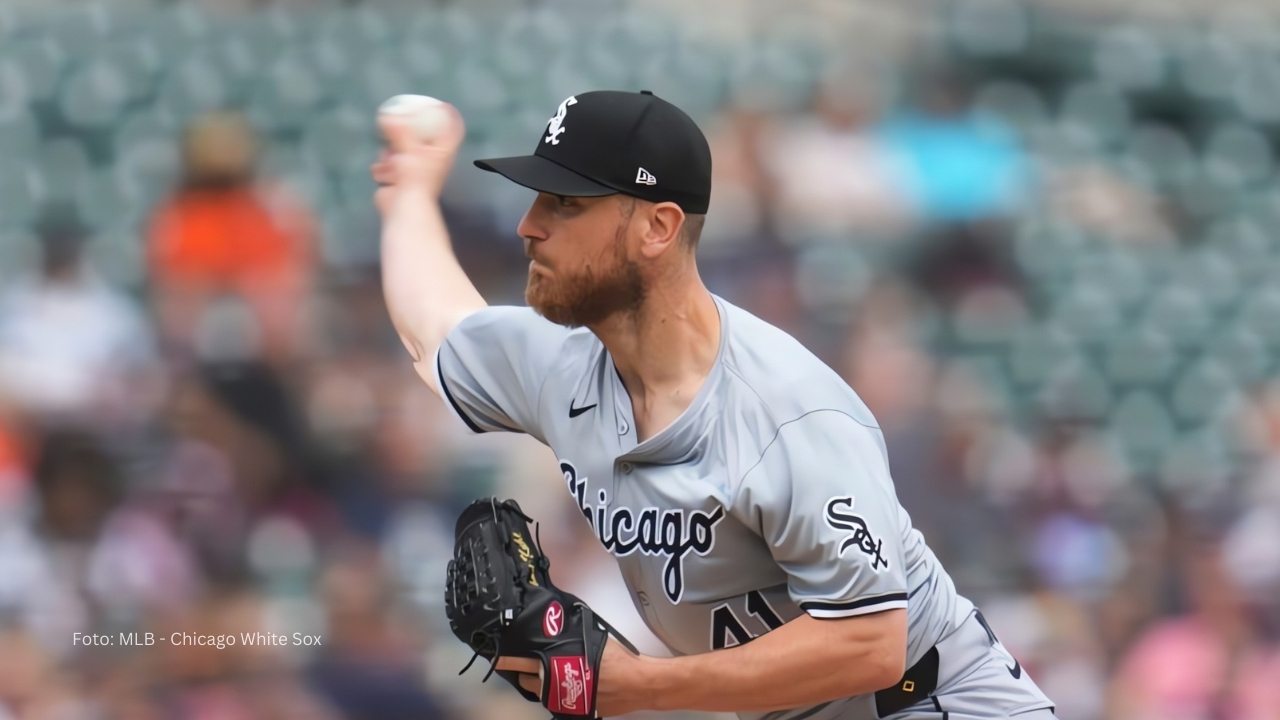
[445,497,636,719]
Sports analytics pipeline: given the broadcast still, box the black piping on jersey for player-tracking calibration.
[436,350,487,434]
[931,695,948,719]
[733,407,881,499]
[800,591,908,613]
[440,345,519,435]
[1012,706,1057,716]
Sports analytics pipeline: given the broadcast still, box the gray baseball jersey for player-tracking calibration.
[435,296,1054,720]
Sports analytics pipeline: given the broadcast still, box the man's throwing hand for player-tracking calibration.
[371,96,465,210]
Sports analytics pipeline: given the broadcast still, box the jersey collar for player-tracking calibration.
[609,295,729,463]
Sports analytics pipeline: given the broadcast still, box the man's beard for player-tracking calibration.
[526,230,645,328]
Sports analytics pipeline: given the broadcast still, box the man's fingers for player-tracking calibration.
[495,657,542,699]
[377,105,466,153]
[495,656,541,674]
[377,115,422,153]
[517,673,540,696]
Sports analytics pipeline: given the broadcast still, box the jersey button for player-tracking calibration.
[619,462,633,474]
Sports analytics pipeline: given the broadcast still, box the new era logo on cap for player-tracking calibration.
[474,90,712,214]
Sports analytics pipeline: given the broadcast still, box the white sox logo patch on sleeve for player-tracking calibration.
[825,497,889,572]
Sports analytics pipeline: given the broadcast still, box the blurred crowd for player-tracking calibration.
[3,1,1280,720]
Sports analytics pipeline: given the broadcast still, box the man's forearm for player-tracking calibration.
[380,186,486,367]
[628,612,906,714]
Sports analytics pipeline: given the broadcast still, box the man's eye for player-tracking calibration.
[556,195,575,208]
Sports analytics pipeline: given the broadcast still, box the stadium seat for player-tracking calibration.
[1126,123,1197,188]
[1093,26,1168,92]
[0,105,39,160]
[245,56,326,133]
[1108,390,1176,471]
[1236,286,1280,350]
[1159,428,1232,492]
[0,229,38,281]
[1008,323,1082,388]
[35,138,92,202]
[1051,283,1123,346]
[949,0,1031,58]
[973,80,1051,137]
[1140,286,1213,351]
[1059,82,1132,150]
[113,107,181,160]
[0,163,46,230]
[58,57,132,129]
[1229,58,1280,125]
[1205,215,1275,281]
[154,56,230,122]
[1175,32,1240,102]
[1172,249,1242,316]
[793,245,874,314]
[84,220,146,288]
[1170,359,1241,425]
[3,37,68,106]
[1036,357,1112,421]
[1103,328,1176,387]
[1203,122,1274,190]
[0,59,31,124]
[99,37,165,104]
[951,286,1029,348]
[1204,326,1270,386]
[301,103,377,174]
[111,136,179,212]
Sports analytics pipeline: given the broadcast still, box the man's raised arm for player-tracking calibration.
[372,103,487,396]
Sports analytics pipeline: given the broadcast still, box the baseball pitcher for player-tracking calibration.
[372,89,1055,719]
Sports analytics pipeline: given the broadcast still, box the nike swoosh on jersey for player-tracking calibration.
[568,401,597,418]
[1006,658,1022,679]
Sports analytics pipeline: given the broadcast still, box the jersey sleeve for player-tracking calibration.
[731,410,909,619]
[434,306,570,440]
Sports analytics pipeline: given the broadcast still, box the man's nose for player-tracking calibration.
[516,203,546,248]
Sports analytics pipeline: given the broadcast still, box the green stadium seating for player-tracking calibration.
[1103,328,1176,387]
[1051,282,1123,346]
[1036,357,1112,421]
[1140,286,1213,351]
[1008,323,1082,388]
[1108,390,1176,472]
[1204,326,1270,386]
[58,57,133,129]
[1170,359,1241,425]
[1236,286,1280,350]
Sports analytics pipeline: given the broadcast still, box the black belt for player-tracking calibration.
[874,645,939,717]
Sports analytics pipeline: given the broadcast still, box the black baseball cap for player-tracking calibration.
[474,90,712,214]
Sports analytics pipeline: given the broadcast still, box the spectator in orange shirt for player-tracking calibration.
[148,111,316,365]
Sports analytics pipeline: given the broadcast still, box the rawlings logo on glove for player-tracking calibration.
[444,498,636,719]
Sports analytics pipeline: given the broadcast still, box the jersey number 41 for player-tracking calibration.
[710,590,785,649]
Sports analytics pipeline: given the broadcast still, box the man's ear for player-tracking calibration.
[639,202,686,259]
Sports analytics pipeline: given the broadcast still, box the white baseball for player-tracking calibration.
[378,94,450,141]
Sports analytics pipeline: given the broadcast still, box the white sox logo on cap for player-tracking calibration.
[545,96,577,145]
